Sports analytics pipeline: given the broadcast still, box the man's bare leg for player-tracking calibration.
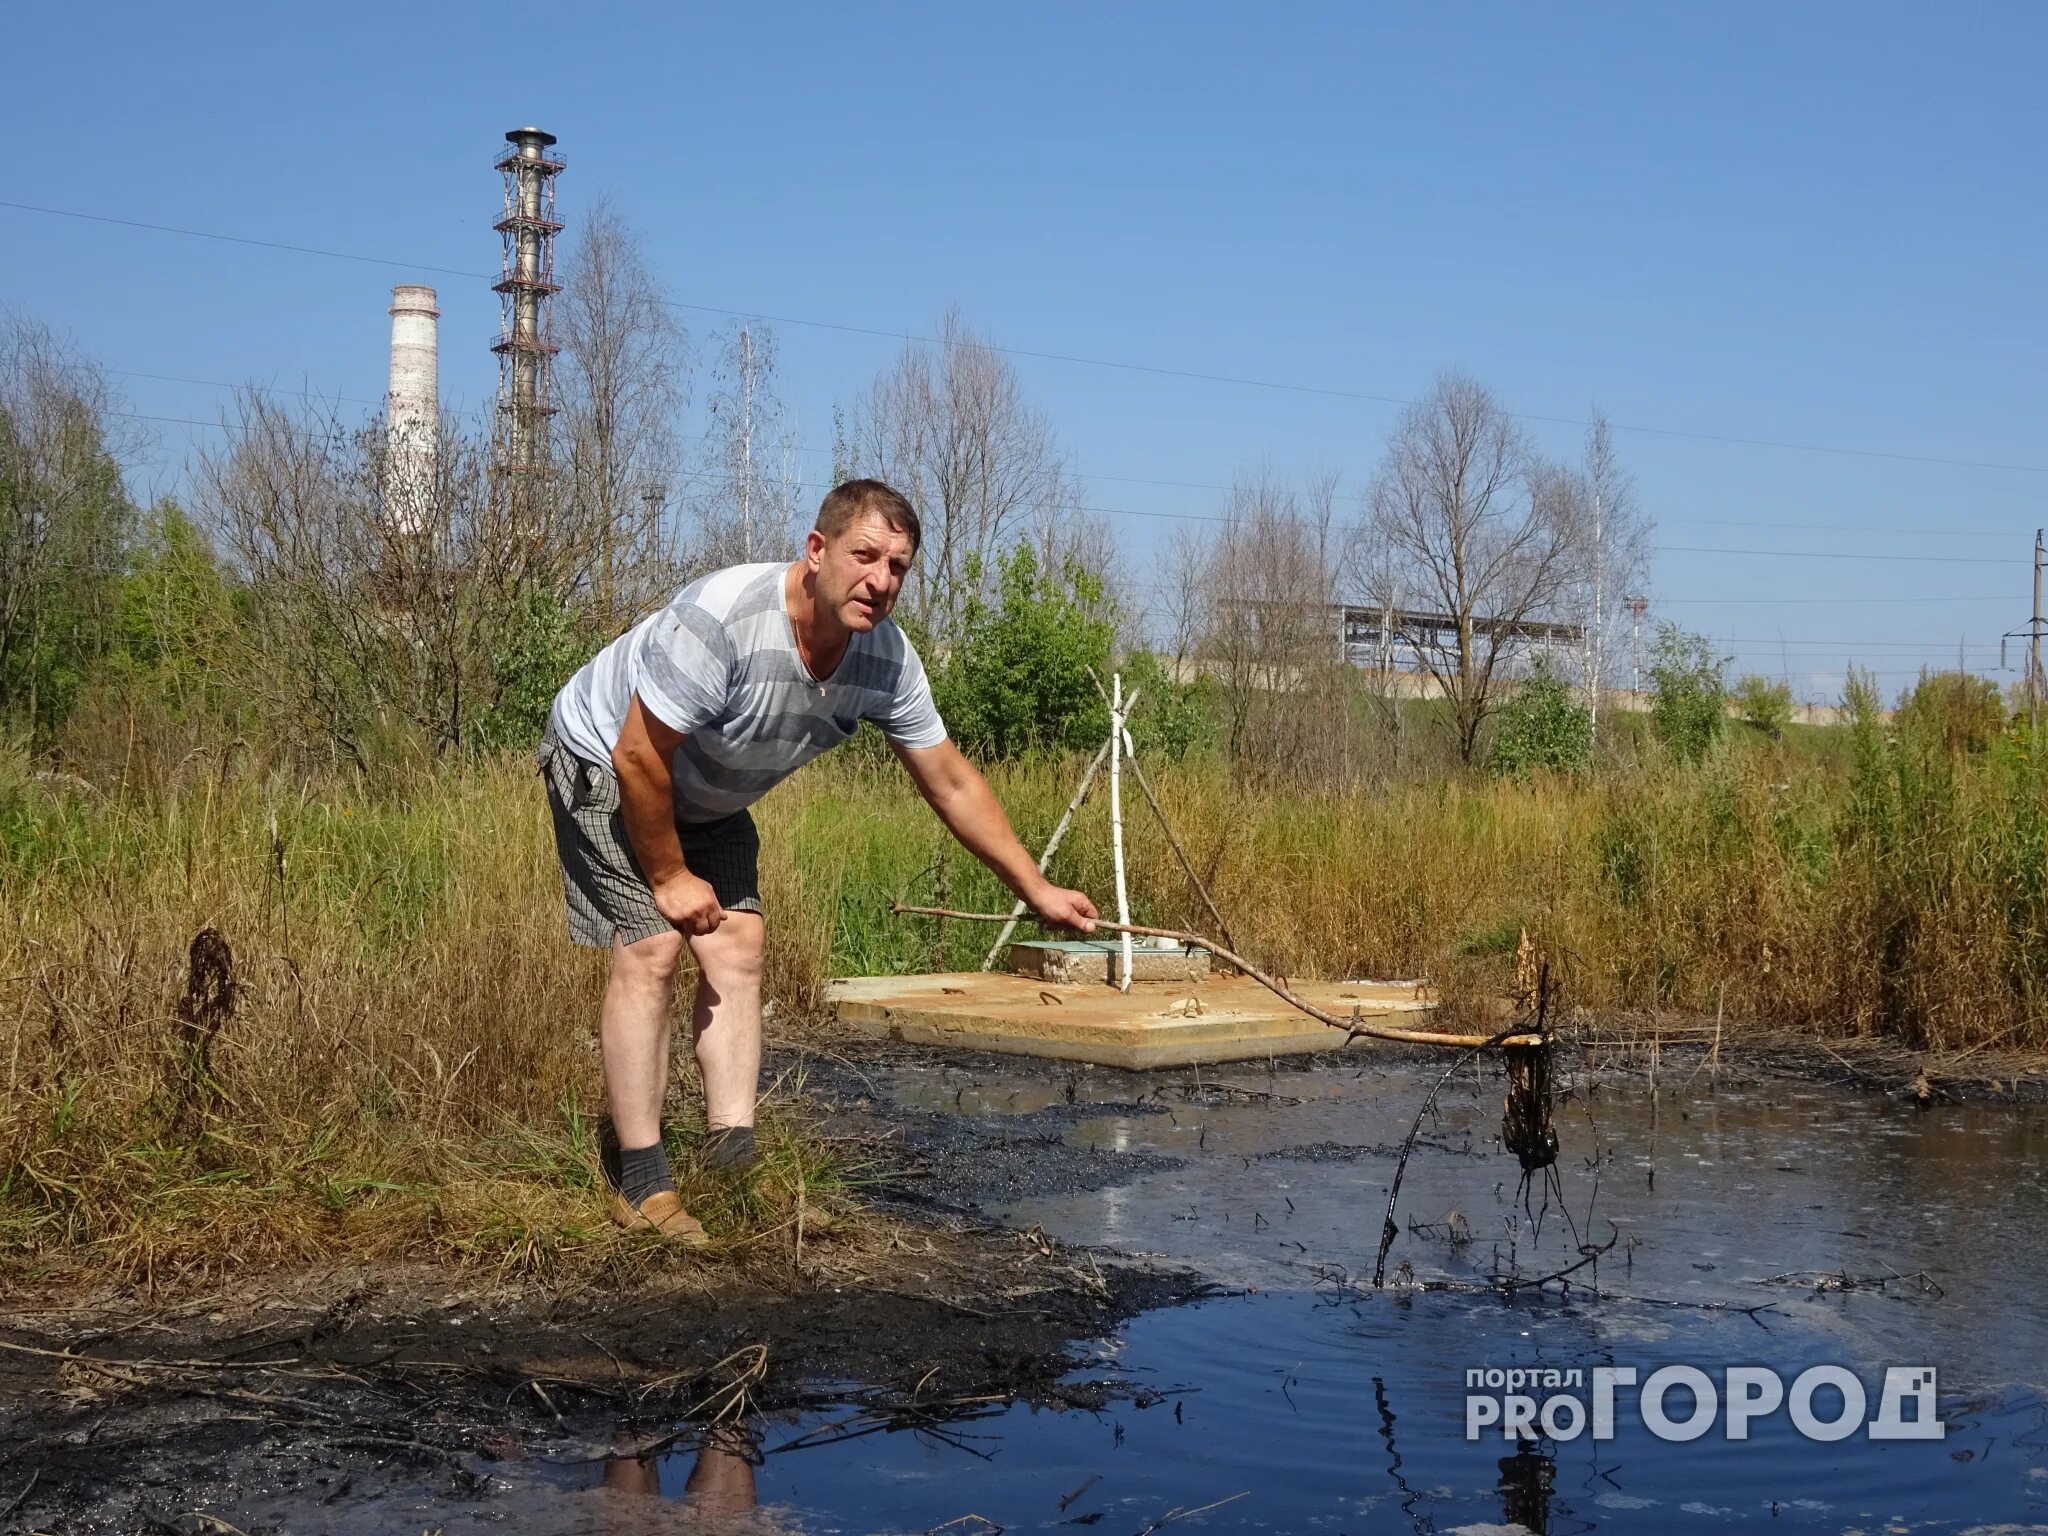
[688,915,765,1132]
[601,928,684,1153]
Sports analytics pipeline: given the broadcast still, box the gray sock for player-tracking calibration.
[702,1125,757,1174]
[617,1140,675,1205]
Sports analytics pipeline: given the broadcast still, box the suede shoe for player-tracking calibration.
[607,1189,709,1245]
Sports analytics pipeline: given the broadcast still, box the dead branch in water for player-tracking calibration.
[888,904,1543,1052]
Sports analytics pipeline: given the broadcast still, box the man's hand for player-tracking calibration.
[890,740,1101,936]
[655,872,726,936]
[1030,884,1099,934]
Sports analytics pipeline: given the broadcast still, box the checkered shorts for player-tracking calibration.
[537,732,763,948]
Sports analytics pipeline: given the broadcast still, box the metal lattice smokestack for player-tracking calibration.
[385,283,440,536]
[492,127,564,501]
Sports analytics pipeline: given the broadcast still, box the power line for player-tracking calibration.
[1654,594,1993,605]
[111,371,2033,543]
[0,199,490,282]
[112,421,2032,575]
[10,195,2047,477]
[1657,543,2020,567]
[110,368,383,409]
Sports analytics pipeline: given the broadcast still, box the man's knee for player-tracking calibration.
[615,928,686,984]
[694,915,765,992]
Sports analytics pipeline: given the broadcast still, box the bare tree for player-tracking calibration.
[1571,410,1650,746]
[200,388,576,761]
[1197,468,1356,778]
[1157,523,1210,674]
[845,308,1070,641]
[1029,498,1126,636]
[555,198,688,624]
[1367,371,1578,765]
[696,320,803,568]
[0,316,140,731]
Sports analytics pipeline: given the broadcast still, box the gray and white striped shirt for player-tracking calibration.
[547,562,947,823]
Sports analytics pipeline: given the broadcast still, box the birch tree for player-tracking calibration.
[1197,469,1356,779]
[698,320,803,568]
[1571,410,1650,746]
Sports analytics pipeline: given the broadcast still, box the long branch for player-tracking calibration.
[888,904,1542,1051]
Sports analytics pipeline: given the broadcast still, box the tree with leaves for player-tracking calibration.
[932,541,1114,760]
[1649,625,1727,765]
[0,317,139,735]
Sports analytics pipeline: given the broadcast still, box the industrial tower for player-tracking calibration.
[491,127,564,492]
[384,284,439,537]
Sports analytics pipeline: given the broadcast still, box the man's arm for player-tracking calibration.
[612,693,726,936]
[890,739,1098,931]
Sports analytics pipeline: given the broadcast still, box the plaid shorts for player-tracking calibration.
[537,732,763,948]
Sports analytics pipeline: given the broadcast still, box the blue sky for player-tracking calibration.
[6,2,2043,700]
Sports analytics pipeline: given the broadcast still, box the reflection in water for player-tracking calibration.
[564,1062,2048,1534]
[1497,1445,1557,1535]
[605,1422,760,1518]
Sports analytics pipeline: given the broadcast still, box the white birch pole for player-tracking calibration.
[1109,671,1134,992]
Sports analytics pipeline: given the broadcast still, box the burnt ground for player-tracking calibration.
[3,1020,2042,1532]
[0,1040,1208,1534]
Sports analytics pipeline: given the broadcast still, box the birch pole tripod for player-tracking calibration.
[1108,671,1134,991]
[979,669,1237,977]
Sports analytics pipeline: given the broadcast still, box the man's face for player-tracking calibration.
[809,512,916,632]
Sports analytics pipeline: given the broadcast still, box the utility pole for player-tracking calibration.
[2002,529,2045,739]
[2035,528,2043,738]
[1625,595,1649,695]
[739,325,755,563]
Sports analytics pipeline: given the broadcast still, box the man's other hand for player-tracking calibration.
[1031,885,1099,934]
[655,872,726,936]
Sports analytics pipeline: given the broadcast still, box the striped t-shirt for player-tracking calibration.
[547,562,947,823]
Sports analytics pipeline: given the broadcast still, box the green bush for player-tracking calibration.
[1489,660,1591,777]
[1733,674,1793,740]
[1119,649,1214,762]
[1650,626,1726,766]
[471,591,590,754]
[1895,668,2005,755]
[931,542,1114,760]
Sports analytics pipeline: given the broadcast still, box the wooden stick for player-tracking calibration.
[978,729,1119,970]
[891,904,1543,1050]
[1109,672,1134,992]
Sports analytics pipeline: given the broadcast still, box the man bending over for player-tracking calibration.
[539,479,1098,1241]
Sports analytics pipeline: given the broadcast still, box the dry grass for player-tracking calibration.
[4,720,2044,1274]
[0,753,859,1282]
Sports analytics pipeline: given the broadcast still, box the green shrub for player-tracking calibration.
[1120,648,1214,762]
[471,591,589,754]
[931,542,1114,760]
[1649,626,1726,766]
[1733,675,1793,740]
[1489,661,1591,777]
[1895,668,2005,755]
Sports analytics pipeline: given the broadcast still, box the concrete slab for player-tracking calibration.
[1009,938,1210,986]
[827,970,1435,1069]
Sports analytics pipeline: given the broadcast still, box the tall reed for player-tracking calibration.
[4,721,2041,1268]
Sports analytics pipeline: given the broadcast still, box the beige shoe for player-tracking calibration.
[608,1189,709,1245]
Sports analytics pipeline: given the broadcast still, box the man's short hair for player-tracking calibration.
[815,479,921,554]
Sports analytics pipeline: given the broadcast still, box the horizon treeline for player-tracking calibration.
[0,203,2022,783]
